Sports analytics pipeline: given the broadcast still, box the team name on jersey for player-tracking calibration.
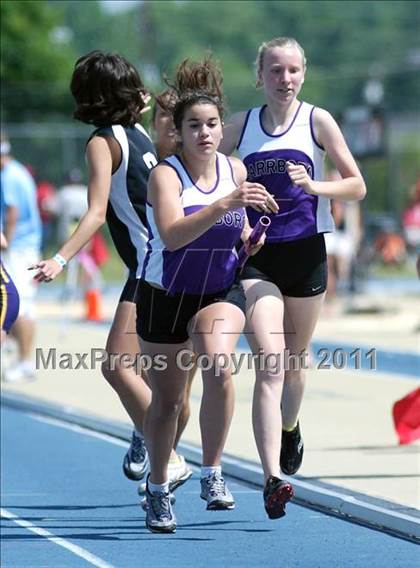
[248,157,313,179]
[215,210,244,229]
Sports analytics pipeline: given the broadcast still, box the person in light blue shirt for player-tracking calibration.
[1,134,41,382]
[1,149,41,251]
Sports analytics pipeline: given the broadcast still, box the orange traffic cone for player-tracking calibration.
[85,288,102,321]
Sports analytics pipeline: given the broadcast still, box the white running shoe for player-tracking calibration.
[138,454,193,496]
[2,361,36,383]
[200,471,235,510]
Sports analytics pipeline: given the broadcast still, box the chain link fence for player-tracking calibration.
[3,122,91,186]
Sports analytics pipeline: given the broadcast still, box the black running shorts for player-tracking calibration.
[119,278,141,304]
[136,279,246,344]
[241,234,327,297]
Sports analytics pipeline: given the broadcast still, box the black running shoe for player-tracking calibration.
[263,475,294,519]
[280,421,304,475]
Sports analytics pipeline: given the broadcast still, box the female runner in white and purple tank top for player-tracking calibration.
[220,37,366,519]
[137,56,277,534]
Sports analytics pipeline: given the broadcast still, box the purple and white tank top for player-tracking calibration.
[142,152,245,295]
[237,101,334,242]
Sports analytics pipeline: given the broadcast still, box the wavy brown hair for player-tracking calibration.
[163,55,224,130]
[70,50,147,127]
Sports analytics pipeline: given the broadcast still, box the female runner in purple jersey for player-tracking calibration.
[137,55,278,533]
[220,37,366,519]
[134,90,199,496]
[150,89,197,451]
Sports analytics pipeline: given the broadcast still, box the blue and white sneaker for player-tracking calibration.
[141,492,175,512]
[123,430,148,481]
[200,471,235,510]
[145,483,177,534]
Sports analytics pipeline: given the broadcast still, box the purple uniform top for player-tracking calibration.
[142,153,245,295]
[0,261,20,332]
[237,101,334,243]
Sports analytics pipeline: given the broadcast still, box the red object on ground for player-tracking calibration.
[392,388,420,445]
[85,289,102,322]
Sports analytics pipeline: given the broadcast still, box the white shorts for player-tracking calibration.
[2,248,39,319]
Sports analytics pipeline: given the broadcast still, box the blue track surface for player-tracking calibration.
[1,406,418,568]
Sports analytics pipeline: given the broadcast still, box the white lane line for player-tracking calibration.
[29,414,128,448]
[218,453,420,539]
[2,493,49,497]
[1,508,116,568]
[6,396,420,540]
[179,443,420,539]
[28,413,420,536]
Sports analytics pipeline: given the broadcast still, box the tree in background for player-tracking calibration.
[52,1,142,67]
[138,0,420,114]
[1,0,75,122]
[2,0,418,219]
[3,0,419,120]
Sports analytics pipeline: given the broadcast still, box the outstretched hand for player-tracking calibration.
[29,258,64,283]
[224,182,279,214]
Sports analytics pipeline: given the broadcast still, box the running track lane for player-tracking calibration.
[1,406,418,568]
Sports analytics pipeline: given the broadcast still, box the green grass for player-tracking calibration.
[369,258,417,279]
[100,248,126,283]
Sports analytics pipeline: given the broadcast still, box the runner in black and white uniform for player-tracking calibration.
[91,123,156,296]
[220,37,366,520]
[31,51,191,494]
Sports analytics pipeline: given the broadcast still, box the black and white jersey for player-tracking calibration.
[91,124,158,278]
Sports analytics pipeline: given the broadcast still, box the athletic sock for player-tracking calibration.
[201,465,222,479]
[283,422,298,433]
[148,480,169,494]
